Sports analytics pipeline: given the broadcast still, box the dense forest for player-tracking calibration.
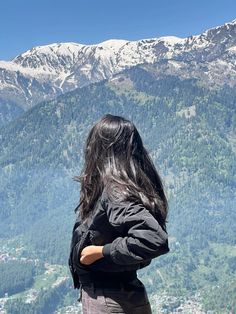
[0,64,235,313]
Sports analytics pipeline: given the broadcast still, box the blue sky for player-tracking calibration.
[1,0,236,60]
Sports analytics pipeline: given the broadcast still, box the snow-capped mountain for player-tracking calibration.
[1,18,236,112]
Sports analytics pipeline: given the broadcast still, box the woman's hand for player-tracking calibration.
[80,245,104,265]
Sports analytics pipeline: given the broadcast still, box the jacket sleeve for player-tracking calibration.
[101,197,170,265]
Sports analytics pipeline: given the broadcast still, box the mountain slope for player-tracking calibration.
[0,64,235,241]
[0,66,235,312]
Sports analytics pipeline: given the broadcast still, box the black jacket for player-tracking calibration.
[68,188,170,289]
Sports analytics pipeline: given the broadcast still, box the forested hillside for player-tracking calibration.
[0,65,235,313]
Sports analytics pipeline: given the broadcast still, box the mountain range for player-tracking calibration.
[1,18,236,124]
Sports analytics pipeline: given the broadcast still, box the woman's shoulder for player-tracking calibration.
[100,184,132,207]
[100,185,146,221]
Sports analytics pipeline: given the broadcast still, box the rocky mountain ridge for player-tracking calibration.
[0,19,236,112]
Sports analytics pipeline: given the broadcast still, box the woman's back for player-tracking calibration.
[68,114,170,313]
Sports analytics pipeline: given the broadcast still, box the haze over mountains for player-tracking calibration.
[0,18,235,313]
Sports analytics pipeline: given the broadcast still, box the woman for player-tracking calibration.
[69,113,170,313]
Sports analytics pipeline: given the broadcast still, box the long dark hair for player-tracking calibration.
[73,114,169,231]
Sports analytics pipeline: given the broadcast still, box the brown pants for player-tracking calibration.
[79,278,152,314]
